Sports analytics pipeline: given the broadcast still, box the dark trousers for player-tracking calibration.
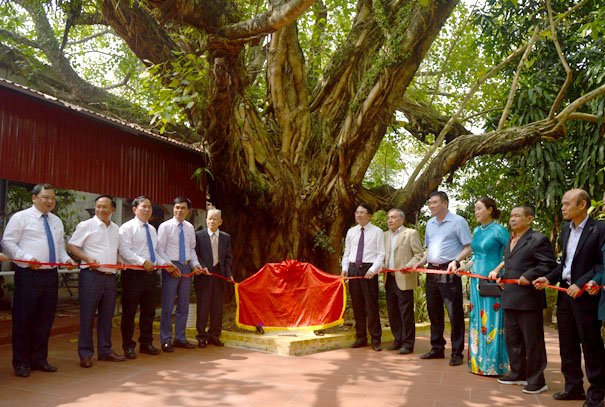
[78,268,117,359]
[160,263,193,344]
[348,263,382,344]
[12,266,58,370]
[557,293,605,400]
[385,273,415,349]
[425,264,464,355]
[120,269,159,350]
[503,308,547,387]
[194,264,224,341]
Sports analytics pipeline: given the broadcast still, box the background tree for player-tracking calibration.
[1,0,604,278]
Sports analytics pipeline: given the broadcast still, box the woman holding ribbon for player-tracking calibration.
[463,197,510,376]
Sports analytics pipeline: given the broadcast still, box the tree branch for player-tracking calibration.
[101,69,133,90]
[546,0,573,119]
[66,29,113,46]
[0,27,41,49]
[498,25,539,130]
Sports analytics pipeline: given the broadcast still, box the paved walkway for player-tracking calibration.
[0,327,584,407]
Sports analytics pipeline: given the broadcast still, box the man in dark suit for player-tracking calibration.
[488,205,556,395]
[534,189,605,407]
[194,209,233,347]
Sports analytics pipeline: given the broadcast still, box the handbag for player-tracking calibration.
[479,280,503,297]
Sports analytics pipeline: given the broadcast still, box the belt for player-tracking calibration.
[87,269,116,277]
[171,260,190,265]
[428,262,450,270]
[349,262,373,268]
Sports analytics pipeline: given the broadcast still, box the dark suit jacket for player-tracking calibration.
[501,228,556,311]
[545,217,605,311]
[195,229,233,278]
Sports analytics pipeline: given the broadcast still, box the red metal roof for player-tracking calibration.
[0,79,207,206]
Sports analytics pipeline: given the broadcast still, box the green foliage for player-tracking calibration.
[371,209,388,231]
[313,229,335,254]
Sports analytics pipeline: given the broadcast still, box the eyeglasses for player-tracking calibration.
[354,211,369,215]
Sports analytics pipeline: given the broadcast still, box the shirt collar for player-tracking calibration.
[31,205,45,218]
[390,225,403,235]
[208,228,220,237]
[135,217,148,227]
[570,215,589,231]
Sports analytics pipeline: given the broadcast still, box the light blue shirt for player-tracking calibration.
[425,212,472,264]
[562,215,589,283]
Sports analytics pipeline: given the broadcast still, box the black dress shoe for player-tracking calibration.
[31,362,58,372]
[124,348,136,359]
[387,342,403,351]
[98,351,126,362]
[162,343,174,353]
[420,349,445,359]
[80,358,93,368]
[398,347,413,355]
[553,391,586,401]
[173,341,196,349]
[372,344,382,352]
[449,354,464,366]
[208,337,224,347]
[584,399,604,407]
[350,338,368,348]
[197,339,207,348]
[14,366,30,377]
[139,344,161,355]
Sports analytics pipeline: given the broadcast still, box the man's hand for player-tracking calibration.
[65,258,77,271]
[447,260,458,273]
[496,277,504,289]
[203,267,211,275]
[364,270,375,279]
[30,257,41,270]
[413,261,424,270]
[142,260,155,272]
[229,276,235,282]
[488,269,499,280]
[341,270,348,278]
[518,276,530,286]
[586,280,600,295]
[88,257,99,270]
[0,252,8,262]
[193,265,203,275]
[566,284,581,299]
[166,262,180,277]
[532,277,549,290]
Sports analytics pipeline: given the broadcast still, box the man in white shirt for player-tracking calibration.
[67,195,125,368]
[157,197,203,352]
[341,203,385,351]
[118,196,173,359]
[1,184,76,377]
[194,209,233,347]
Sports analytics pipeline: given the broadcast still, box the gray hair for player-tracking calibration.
[388,208,405,219]
[32,184,54,196]
[207,208,222,218]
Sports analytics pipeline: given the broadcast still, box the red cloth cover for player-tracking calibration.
[235,259,346,331]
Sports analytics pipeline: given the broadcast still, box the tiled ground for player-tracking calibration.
[0,325,585,407]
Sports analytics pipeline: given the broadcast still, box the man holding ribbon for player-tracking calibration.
[2,184,77,377]
[67,195,125,368]
[194,208,233,348]
[414,191,472,366]
[157,197,203,352]
[341,203,385,351]
[534,189,605,407]
[118,196,173,359]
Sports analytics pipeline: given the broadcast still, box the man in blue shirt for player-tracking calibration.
[414,191,472,366]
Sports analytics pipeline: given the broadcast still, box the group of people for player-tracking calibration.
[343,189,605,407]
[0,184,233,378]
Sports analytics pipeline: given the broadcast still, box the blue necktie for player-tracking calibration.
[178,223,186,264]
[42,214,56,264]
[143,223,156,263]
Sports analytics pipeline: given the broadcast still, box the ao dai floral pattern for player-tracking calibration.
[468,222,510,376]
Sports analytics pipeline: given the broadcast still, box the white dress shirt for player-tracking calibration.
[387,226,403,270]
[69,216,119,273]
[156,217,200,267]
[1,206,71,269]
[342,222,385,274]
[118,217,167,267]
[562,215,589,283]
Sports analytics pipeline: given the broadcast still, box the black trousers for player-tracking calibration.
[348,263,381,344]
[194,264,225,341]
[425,264,464,355]
[120,269,159,350]
[503,308,547,387]
[385,273,415,349]
[12,266,58,370]
[557,293,605,400]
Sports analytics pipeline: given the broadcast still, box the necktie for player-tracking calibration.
[211,233,219,267]
[42,214,56,264]
[355,227,364,267]
[144,223,156,263]
[178,223,186,263]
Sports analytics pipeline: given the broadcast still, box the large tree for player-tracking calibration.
[2,0,604,277]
